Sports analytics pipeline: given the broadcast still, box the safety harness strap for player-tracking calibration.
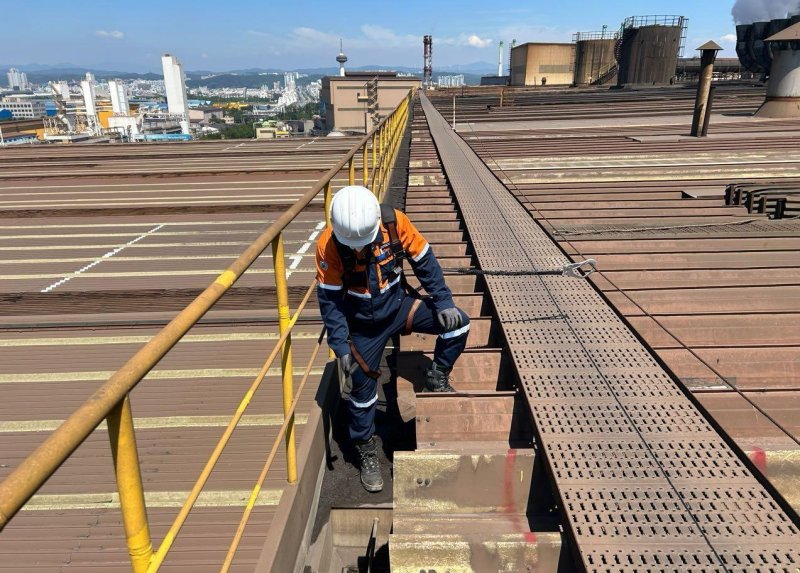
[334,203,407,291]
[402,298,424,335]
[349,342,381,380]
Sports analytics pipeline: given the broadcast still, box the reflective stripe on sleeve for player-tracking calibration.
[411,243,430,262]
[318,282,343,291]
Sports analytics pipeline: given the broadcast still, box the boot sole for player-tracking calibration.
[361,478,384,492]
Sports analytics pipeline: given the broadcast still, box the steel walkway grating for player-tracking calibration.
[419,93,800,572]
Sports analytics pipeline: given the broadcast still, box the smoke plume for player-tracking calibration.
[732,0,800,24]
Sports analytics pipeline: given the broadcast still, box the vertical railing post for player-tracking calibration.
[107,396,153,573]
[271,233,297,483]
[323,180,335,359]
[371,132,377,180]
[380,126,386,194]
[363,143,369,186]
[348,156,355,186]
[324,180,333,227]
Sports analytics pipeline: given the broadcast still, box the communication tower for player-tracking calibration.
[336,40,348,77]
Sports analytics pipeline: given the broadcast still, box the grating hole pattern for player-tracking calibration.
[545,438,755,484]
[583,546,800,573]
[531,401,715,436]
[521,370,677,400]
[511,345,662,372]
[503,323,639,347]
[562,485,799,541]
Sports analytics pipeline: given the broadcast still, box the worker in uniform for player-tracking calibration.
[316,185,470,492]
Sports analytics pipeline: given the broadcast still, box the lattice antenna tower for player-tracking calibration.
[423,35,433,89]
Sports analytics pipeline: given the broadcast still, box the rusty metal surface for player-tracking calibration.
[438,82,800,516]
[420,92,800,572]
[0,137,359,571]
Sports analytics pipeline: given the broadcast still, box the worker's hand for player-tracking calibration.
[339,353,354,397]
[437,308,463,331]
[339,353,354,376]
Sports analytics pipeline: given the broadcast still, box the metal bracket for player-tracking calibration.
[561,258,597,278]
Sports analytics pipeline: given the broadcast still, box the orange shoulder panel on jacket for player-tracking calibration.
[395,209,430,261]
[315,227,344,289]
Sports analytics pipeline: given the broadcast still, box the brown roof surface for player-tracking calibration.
[429,83,800,513]
[0,136,360,570]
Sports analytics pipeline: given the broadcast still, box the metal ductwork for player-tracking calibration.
[755,21,800,118]
[737,16,800,77]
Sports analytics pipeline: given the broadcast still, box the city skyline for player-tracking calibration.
[3,0,756,73]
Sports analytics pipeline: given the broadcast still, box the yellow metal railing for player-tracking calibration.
[0,89,413,573]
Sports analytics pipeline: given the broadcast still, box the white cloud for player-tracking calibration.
[720,33,737,43]
[201,52,208,59]
[495,23,566,44]
[95,30,124,39]
[466,34,492,48]
[292,26,339,45]
[360,24,419,47]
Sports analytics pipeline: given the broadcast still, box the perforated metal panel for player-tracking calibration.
[420,93,800,573]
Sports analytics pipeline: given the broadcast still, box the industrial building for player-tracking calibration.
[188,106,224,123]
[510,42,575,86]
[572,31,618,86]
[0,96,47,119]
[616,15,687,86]
[161,53,190,134]
[321,71,420,133]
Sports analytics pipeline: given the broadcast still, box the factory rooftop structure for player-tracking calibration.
[1,79,800,572]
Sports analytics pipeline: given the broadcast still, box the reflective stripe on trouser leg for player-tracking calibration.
[433,309,470,370]
[347,366,379,442]
[347,325,392,442]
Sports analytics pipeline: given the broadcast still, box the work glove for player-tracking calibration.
[436,308,463,331]
[339,353,354,398]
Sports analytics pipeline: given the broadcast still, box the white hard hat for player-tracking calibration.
[330,186,381,248]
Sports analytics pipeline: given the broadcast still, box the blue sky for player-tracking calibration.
[4,0,747,72]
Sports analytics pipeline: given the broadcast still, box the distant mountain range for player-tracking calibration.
[2,61,498,85]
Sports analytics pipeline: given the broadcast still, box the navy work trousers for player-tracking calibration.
[346,295,470,442]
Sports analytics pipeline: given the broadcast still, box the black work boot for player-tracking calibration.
[355,437,383,492]
[425,362,456,392]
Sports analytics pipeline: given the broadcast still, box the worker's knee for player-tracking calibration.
[439,307,470,340]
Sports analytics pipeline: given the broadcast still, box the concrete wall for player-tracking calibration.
[321,76,419,133]
[510,43,575,87]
